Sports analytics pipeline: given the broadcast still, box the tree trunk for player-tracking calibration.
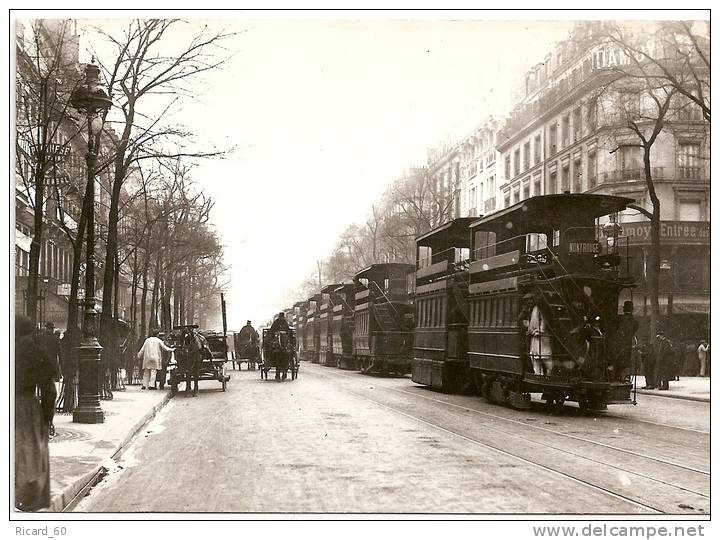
[643,149,662,341]
[27,164,46,325]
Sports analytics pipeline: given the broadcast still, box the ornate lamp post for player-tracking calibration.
[71,61,112,424]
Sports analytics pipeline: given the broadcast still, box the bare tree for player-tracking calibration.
[86,19,234,344]
[15,20,86,324]
[591,21,708,339]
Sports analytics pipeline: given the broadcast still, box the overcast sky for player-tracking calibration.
[71,14,655,328]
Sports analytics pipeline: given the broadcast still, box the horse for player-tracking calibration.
[268,330,291,380]
[176,328,204,396]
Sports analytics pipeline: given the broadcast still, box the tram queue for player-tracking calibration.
[283,194,640,412]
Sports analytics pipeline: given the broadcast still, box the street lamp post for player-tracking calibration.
[71,61,112,424]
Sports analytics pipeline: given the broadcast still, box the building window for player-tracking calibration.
[573,158,582,192]
[523,181,530,200]
[678,143,701,179]
[513,187,520,204]
[523,141,530,171]
[587,98,597,130]
[573,107,582,140]
[504,156,511,179]
[533,176,541,196]
[534,135,541,165]
[549,124,558,156]
[562,115,570,148]
[549,171,557,194]
[619,145,642,176]
[561,164,570,192]
[678,200,704,221]
[504,192,511,208]
[587,152,597,189]
[513,148,520,177]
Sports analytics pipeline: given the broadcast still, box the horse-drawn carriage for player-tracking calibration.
[233,332,261,371]
[168,325,230,396]
[260,327,299,381]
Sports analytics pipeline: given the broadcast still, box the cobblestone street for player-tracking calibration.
[76,364,709,514]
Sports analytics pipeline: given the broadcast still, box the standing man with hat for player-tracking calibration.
[653,328,673,391]
[613,301,639,382]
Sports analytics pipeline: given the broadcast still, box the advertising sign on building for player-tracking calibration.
[622,221,710,245]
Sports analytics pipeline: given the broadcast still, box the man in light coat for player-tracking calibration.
[137,329,175,390]
[528,300,552,375]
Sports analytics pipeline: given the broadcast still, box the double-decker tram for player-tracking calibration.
[353,263,415,375]
[331,283,358,370]
[467,194,635,410]
[296,301,308,362]
[318,284,343,367]
[305,293,322,364]
[412,218,476,393]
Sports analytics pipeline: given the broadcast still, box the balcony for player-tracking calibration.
[678,166,703,180]
[598,167,665,183]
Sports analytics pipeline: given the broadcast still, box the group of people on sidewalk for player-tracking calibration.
[640,332,710,391]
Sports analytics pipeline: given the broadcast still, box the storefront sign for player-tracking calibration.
[622,221,710,245]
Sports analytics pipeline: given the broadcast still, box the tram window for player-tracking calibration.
[455,247,470,262]
[526,233,548,252]
[439,298,445,326]
[553,229,561,246]
[384,278,390,292]
[507,297,518,327]
[418,246,432,268]
[484,298,492,326]
[475,231,497,259]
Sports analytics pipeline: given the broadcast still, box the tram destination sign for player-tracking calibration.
[622,221,710,245]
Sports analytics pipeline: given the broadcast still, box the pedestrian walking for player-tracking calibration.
[137,329,175,390]
[15,316,58,511]
[697,340,709,377]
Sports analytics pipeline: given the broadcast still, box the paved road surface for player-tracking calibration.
[76,363,709,514]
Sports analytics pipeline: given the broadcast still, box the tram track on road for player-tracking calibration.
[305,364,709,513]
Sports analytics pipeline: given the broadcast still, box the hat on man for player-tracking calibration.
[522,293,534,301]
[278,312,285,318]
[45,321,54,330]
[246,320,252,325]
[623,300,634,314]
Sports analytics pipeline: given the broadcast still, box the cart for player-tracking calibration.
[168,326,230,396]
[260,328,298,381]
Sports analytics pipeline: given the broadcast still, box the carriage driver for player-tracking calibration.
[238,320,259,352]
[269,312,290,336]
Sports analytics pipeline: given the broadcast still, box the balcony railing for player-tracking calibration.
[678,166,703,180]
[599,167,665,183]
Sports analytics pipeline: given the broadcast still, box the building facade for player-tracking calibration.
[495,21,710,341]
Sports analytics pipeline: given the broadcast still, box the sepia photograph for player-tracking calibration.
[9,7,710,527]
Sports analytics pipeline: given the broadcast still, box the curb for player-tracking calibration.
[635,389,710,403]
[50,390,172,512]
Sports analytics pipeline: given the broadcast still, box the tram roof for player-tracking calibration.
[354,262,414,280]
[415,217,476,245]
[469,194,635,230]
[321,283,344,294]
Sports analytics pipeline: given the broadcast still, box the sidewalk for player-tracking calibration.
[632,376,710,403]
[46,385,171,512]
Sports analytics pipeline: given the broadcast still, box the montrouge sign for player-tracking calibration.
[622,221,710,245]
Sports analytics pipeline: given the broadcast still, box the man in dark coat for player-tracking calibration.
[269,313,291,380]
[613,301,639,382]
[15,316,57,511]
[39,322,61,382]
[653,329,674,391]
